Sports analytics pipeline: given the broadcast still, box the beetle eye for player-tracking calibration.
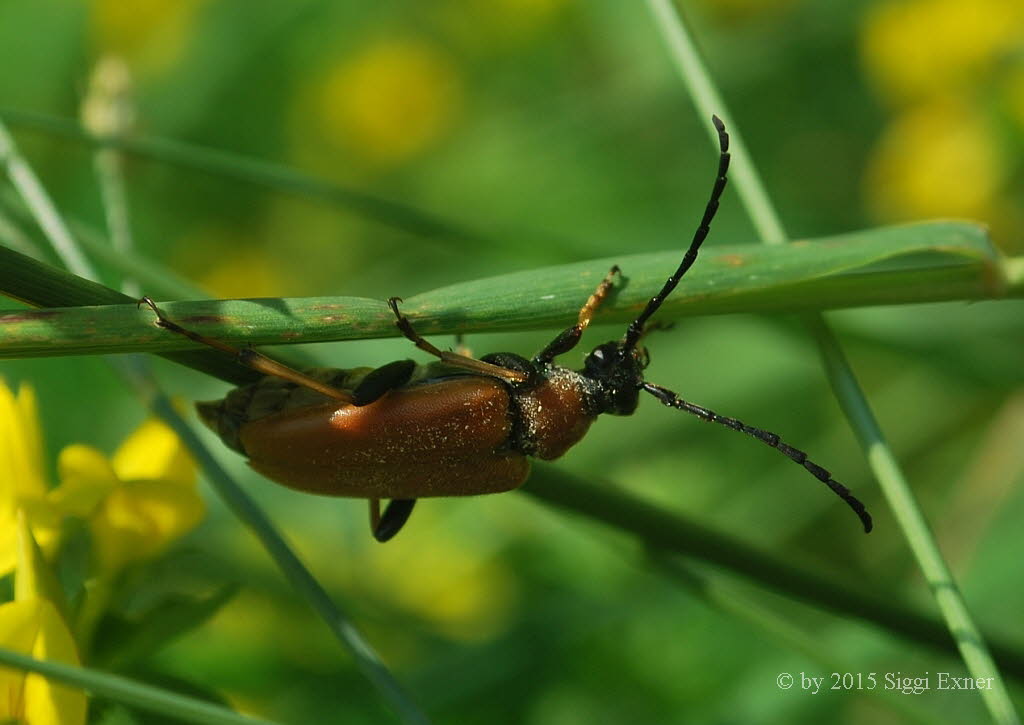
[585,343,619,373]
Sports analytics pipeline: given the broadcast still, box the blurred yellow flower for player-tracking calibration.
[195,245,292,299]
[864,98,1003,222]
[51,419,203,574]
[316,39,462,168]
[1,380,202,578]
[860,0,1024,241]
[90,0,207,77]
[363,534,517,642]
[0,514,85,725]
[0,383,60,576]
[861,0,1024,104]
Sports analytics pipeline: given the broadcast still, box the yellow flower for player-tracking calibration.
[0,382,59,576]
[315,39,462,168]
[863,98,1003,222]
[89,0,207,77]
[0,514,86,725]
[52,419,203,575]
[861,0,1024,104]
[0,379,203,577]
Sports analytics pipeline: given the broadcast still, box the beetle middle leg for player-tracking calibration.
[534,265,620,364]
[387,297,529,384]
[369,498,417,542]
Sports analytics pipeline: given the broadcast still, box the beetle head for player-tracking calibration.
[581,341,644,415]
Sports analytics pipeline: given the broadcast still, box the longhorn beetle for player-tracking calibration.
[142,116,872,542]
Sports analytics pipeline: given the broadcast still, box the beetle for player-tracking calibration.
[141,116,872,542]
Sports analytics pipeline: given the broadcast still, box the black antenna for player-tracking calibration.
[623,115,730,352]
[642,382,873,532]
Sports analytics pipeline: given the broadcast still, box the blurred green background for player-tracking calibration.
[2,0,1023,723]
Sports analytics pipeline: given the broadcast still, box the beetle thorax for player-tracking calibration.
[510,365,599,460]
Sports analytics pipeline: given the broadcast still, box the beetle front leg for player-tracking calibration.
[534,265,620,364]
[369,498,417,542]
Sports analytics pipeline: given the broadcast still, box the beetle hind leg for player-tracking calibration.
[139,297,353,403]
[369,498,417,542]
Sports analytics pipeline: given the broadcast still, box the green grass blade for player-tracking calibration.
[0,646,279,725]
[644,1,1020,722]
[0,222,1017,364]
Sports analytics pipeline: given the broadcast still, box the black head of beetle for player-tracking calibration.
[580,342,644,416]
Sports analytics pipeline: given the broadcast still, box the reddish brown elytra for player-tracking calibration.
[142,116,872,542]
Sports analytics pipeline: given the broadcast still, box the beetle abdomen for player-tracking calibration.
[228,376,531,498]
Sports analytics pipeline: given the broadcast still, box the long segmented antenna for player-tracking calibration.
[623,115,730,352]
[642,382,873,533]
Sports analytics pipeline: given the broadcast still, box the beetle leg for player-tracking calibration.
[533,265,620,364]
[369,498,417,542]
[139,297,353,403]
[352,359,416,406]
[387,297,529,384]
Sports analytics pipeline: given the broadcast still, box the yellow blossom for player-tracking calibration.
[863,98,1003,222]
[52,419,203,574]
[89,0,207,77]
[861,0,1024,104]
[0,377,203,578]
[0,382,59,576]
[315,39,462,168]
[0,514,85,725]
